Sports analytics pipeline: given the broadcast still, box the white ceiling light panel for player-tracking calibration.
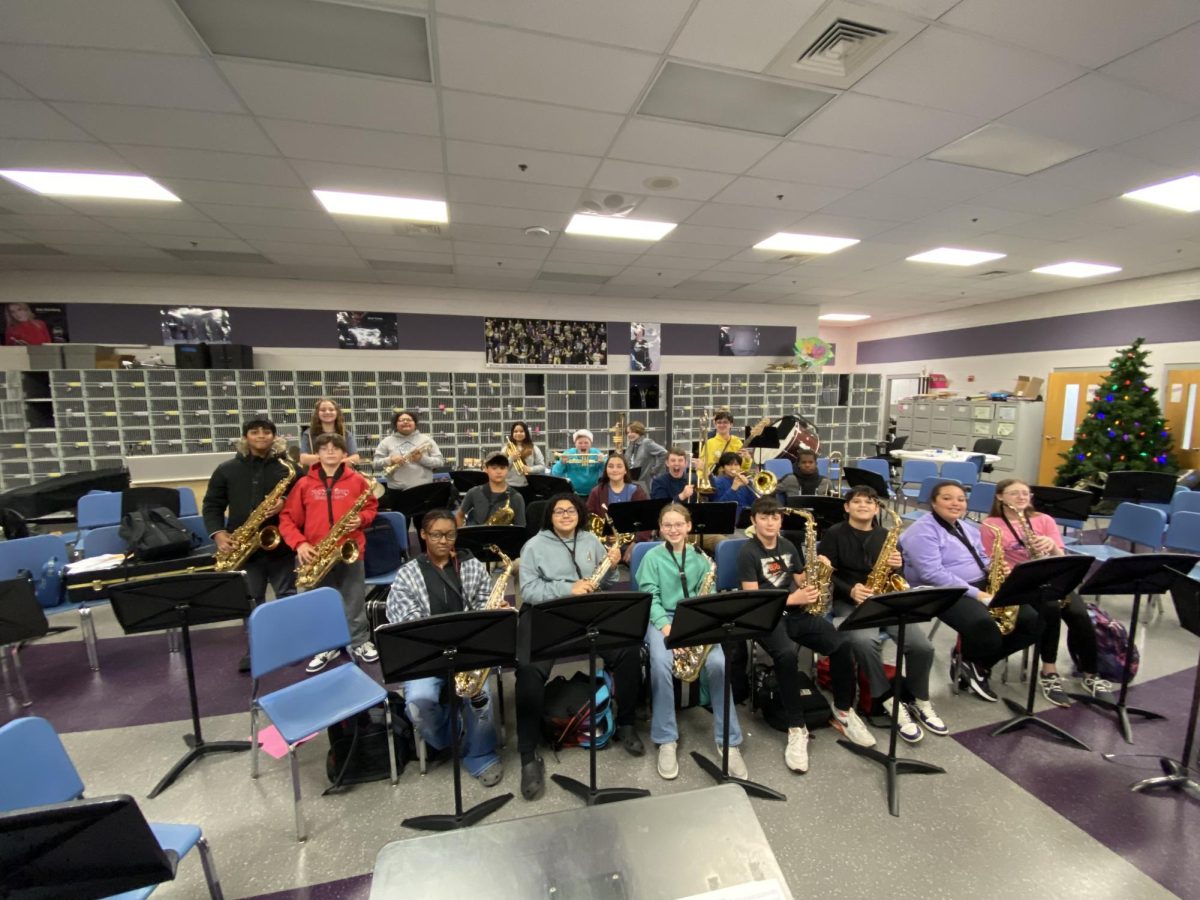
[0,170,180,201]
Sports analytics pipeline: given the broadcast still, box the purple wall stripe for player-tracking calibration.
[856,297,1200,365]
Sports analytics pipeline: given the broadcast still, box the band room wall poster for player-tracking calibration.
[630,322,660,372]
[485,317,608,368]
[720,325,761,356]
[4,303,68,346]
[337,310,400,349]
[161,307,232,345]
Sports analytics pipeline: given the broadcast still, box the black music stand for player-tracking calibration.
[845,466,890,499]
[1130,569,1200,797]
[449,469,488,495]
[987,555,1095,749]
[744,426,780,467]
[1103,471,1178,506]
[387,482,452,551]
[108,572,252,798]
[785,495,846,531]
[838,587,965,817]
[607,498,669,536]
[375,609,519,831]
[665,589,788,801]
[1068,553,1199,743]
[1031,486,1095,524]
[523,591,652,806]
[0,577,49,708]
[121,486,181,517]
[455,525,528,564]
[690,501,738,546]
[526,473,572,502]
[0,795,177,899]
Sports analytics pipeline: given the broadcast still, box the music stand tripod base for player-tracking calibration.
[1129,759,1200,800]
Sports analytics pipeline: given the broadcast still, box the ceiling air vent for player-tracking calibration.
[794,20,889,79]
[776,253,817,265]
[536,271,611,285]
[976,270,1011,279]
[393,223,444,237]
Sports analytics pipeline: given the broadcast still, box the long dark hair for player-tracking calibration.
[542,492,587,533]
[598,453,630,488]
[509,421,534,450]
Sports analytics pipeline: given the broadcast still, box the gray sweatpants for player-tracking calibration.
[313,557,370,647]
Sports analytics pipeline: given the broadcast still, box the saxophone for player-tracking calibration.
[981,523,1017,635]
[295,484,373,590]
[214,455,298,572]
[796,508,833,616]
[863,507,909,595]
[485,494,515,525]
[1011,505,1068,608]
[382,440,433,477]
[671,549,718,683]
[454,545,516,699]
[587,532,634,588]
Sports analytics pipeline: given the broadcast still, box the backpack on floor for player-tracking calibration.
[325,691,416,791]
[1077,603,1139,682]
[541,669,615,751]
[752,664,831,732]
[816,655,894,715]
[118,506,193,561]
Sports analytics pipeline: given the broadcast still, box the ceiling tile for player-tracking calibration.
[192,204,337,230]
[53,103,277,155]
[608,119,778,173]
[436,19,658,114]
[1102,23,1200,107]
[436,0,693,52]
[445,141,599,187]
[816,189,952,222]
[0,138,133,170]
[663,223,765,247]
[709,177,847,212]
[164,179,322,211]
[287,160,445,199]
[447,203,570,230]
[112,145,302,187]
[448,223,544,246]
[783,212,903,239]
[0,45,243,112]
[544,247,644,266]
[866,159,1021,202]
[447,176,581,213]
[440,91,624,156]
[217,59,441,135]
[0,99,92,141]
[589,159,734,202]
[52,244,169,258]
[223,223,352,246]
[792,93,984,158]
[356,246,452,263]
[941,0,1200,68]
[867,0,959,17]
[669,0,825,71]
[1001,73,1196,149]
[0,73,32,100]
[747,142,906,189]
[259,119,443,171]
[129,233,259,253]
[97,218,238,238]
[343,232,450,252]
[607,267,696,287]
[452,241,549,261]
[640,240,738,260]
[0,0,203,55]
[683,203,806,231]
[852,26,1083,118]
[1036,150,1182,193]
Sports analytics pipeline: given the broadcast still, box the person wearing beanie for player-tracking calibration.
[550,428,605,495]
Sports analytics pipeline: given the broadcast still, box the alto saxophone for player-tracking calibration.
[383,440,433,477]
[981,523,1017,635]
[485,495,515,526]
[295,484,373,590]
[587,532,634,588]
[863,507,909,595]
[671,550,718,683]
[455,545,517,700]
[796,508,833,616]
[1011,504,1068,609]
[214,455,298,572]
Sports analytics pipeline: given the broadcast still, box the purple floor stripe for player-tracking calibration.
[245,874,372,900]
[1,625,378,733]
[954,667,1199,899]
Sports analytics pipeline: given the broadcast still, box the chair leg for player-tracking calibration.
[289,745,306,842]
[1020,647,1029,682]
[80,606,99,671]
[7,645,31,707]
[383,699,399,786]
[928,619,941,641]
[495,667,507,748]
[167,627,180,653]
[249,705,261,779]
[195,836,226,900]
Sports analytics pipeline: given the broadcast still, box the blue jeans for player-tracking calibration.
[647,625,741,747]
[402,676,499,778]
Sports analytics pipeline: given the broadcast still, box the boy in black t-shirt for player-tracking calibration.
[736,497,875,773]
[457,452,526,527]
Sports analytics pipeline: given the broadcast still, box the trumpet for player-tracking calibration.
[504,439,530,476]
[693,408,716,496]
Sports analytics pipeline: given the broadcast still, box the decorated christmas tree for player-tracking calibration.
[1055,337,1177,486]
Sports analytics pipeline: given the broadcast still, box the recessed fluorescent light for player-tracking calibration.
[819,313,871,322]
[1032,261,1122,278]
[313,190,447,222]
[565,214,676,241]
[1122,174,1200,213]
[0,170,179,202]
[754,232,859,254]
[907,247,1006,266]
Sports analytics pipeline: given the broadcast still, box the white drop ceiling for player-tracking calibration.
[0,0,1199,321]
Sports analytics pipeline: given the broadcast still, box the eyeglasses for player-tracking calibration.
[1003,490,1032,498]
[426,531,456,541]
[552,508,578,517]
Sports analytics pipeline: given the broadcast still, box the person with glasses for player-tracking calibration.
[515,493,645,801]
[983,479,1111,707]
[375,409,444,491]
[385,509,504,788]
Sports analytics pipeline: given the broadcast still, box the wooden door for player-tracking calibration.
[1038,370,1109,484]
[1163,369,1200,471]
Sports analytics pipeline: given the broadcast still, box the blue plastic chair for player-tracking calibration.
[939,460,979,489]
[628,540,658,590]
[78,524,129,558]
[177,487,199,517]
[249,588,394,841]
[1164,511,1200,554]
[0,716,223,899]
[854,458,891,482]
[899,459,939,507]
[1069,502,1167,562]
[966,481,997,520]
[76,491,122,530]
[365,512,409,591]
[763,458,792,482]
[178,515,215,552]
[0,534,69,609]
[715,538,748,592]
[901,476,961,522]
[816,457,829,478]
[1170,490,1200,518]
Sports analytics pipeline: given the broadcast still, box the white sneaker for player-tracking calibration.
[832,708,877,748]
[785,726,809,773]
[885,697,924,744]
[720,744,748,780]
[657,741,679,780]
[305,649,340,673]
[353,641,379,664]
[912,699,948,736]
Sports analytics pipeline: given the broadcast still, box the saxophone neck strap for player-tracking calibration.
[933,513,988,578]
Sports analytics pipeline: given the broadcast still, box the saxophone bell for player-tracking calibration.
[258,525,282,552]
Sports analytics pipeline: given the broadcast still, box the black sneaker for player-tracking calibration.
[520,756,545,801]
[237,653,251,674]
[965,663,999,702]
[1039,673,1072,708]
[616,725,645,757]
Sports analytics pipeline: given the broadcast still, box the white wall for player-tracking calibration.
[0,271,817,374]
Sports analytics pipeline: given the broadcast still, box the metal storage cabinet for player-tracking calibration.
[898,397,1045,482]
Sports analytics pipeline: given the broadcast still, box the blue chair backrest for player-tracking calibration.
[177,487,198,517]
[917,476,958,505]
[939,461,979,486]
[855,458,890,481]
[0,717,85,811]
[249,588,352,678]
[79,524,129,558]
[178,515,213,550]
[1164,511,1200,554]
[0,534,69,608]
[715,538,748,592]
[763,458,792,481]
[628,540,658,590]
[376,511,409,556]
[76,492,121,529]
[1170,490,1200,517]
[967,481,997,516]
[1107,502,1167,550]
[900,459,939,485]
[816,457,829,477]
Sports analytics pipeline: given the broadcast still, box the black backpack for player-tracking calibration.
[118,506,193,561]
[541,670,616,751]
[325,692,416,791]
[752,664,831,732]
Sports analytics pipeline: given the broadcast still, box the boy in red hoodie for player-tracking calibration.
[279,432,380,672]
